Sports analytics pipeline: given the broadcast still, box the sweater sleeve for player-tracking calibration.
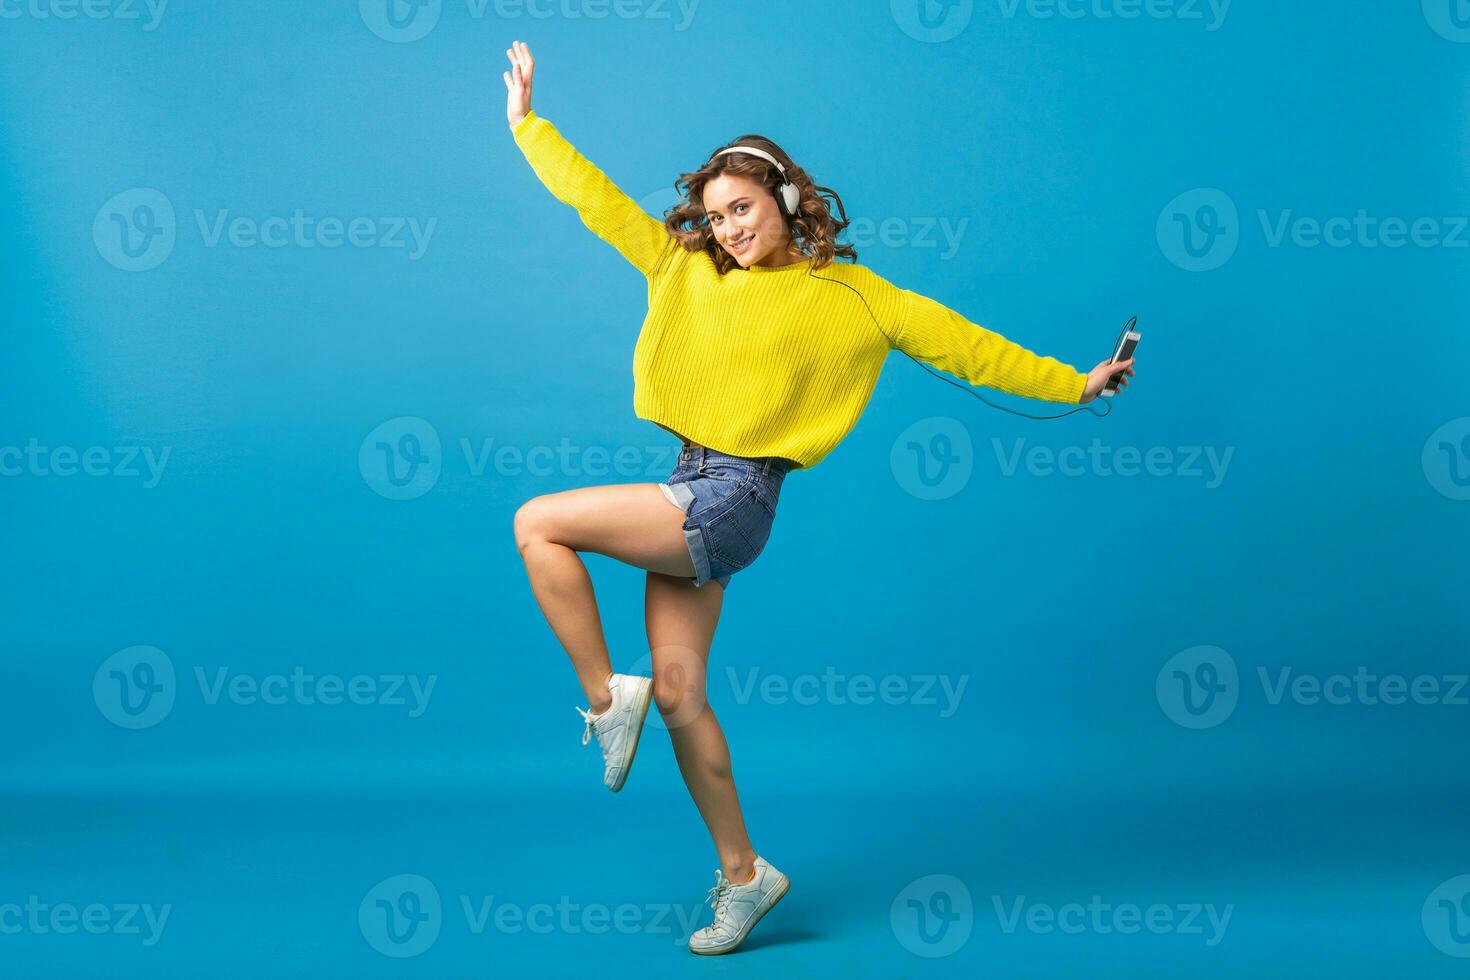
[891,287,1087,405]
[510,109,673,278]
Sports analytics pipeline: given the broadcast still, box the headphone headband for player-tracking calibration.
[713,144,787,175]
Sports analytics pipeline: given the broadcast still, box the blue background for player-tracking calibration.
[3,0,1468,975]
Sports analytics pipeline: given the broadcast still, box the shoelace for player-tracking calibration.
[705,870,737,922]
[575,705,612,747]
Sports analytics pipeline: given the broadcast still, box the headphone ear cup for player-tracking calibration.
[780,182,799,216]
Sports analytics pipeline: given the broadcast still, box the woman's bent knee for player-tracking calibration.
[513,497,550,554]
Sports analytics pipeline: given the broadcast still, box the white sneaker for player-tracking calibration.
[574,672,654,792]
[688,856,790,955]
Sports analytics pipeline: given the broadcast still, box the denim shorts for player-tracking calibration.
[658,443,792,590]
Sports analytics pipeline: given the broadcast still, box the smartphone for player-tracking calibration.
[1102,317,1140,397]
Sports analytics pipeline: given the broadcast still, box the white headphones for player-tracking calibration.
[711,145,800,216]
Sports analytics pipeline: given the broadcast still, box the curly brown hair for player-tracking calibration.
[661,134,858,275]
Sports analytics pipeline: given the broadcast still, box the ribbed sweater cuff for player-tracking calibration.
[1067,369,1087,405]
[510,109,538,135]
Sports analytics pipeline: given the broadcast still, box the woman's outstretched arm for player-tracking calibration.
[504,40,671,278]
[888,283,1134,404]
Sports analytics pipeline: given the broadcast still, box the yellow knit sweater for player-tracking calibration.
[511,109,1087,470]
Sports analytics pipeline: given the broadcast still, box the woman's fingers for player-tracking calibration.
[505,42,534,127]
[514,40,534,81]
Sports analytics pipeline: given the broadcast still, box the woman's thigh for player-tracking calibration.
[514,482,696,579]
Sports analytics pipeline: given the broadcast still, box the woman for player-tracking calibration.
[502,40,1134,955]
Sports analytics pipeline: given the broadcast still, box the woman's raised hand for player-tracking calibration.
[504,40,535,128]
[1080,357,1136,403]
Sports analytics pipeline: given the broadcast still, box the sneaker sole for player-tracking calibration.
[608,676,654,793]
[688,874,790,955]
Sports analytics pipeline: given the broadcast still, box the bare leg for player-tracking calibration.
[645,570,758,884]
[514,483,696,711]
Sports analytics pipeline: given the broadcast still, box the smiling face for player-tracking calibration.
[702,173,805,269]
